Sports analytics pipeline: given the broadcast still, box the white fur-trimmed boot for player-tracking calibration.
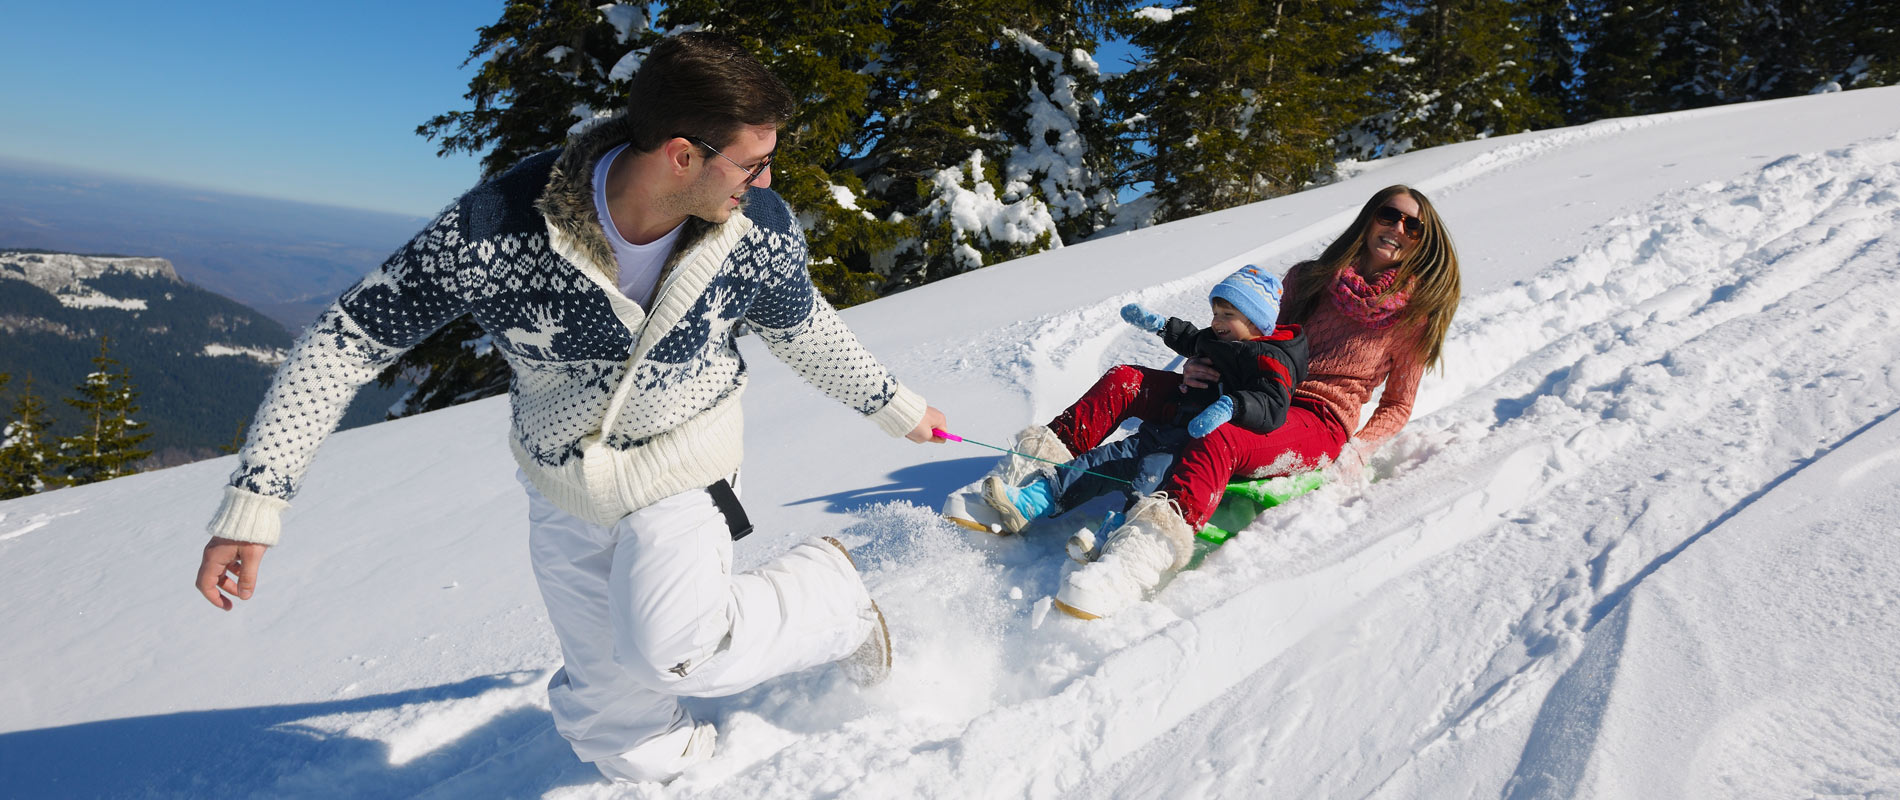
[990,424,1073,486]
[823,537,891,685]
[1053,494,1194,620]
[945,424,1074,534]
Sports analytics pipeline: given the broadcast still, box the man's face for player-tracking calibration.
[683,124,778,223]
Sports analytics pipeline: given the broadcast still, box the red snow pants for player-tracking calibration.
[1046,365,1350,529]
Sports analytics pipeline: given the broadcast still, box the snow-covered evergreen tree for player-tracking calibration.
[56,337,152,487]
[1738,0,1900,96]
[656,0,907,306]
[418,0,646,178]
[1360,0,1562,156]
[1572,0,1896,118]
[870,1,1125,287]
[1523,0,1584,123]
[1109,0,1385,224]
[0,375,60,498]
[1574,0,1672,119]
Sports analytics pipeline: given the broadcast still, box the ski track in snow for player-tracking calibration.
[1101,132,1900,799]
[711,130,1900,798]
[9,109,1900,799]
[521,126,1900,798]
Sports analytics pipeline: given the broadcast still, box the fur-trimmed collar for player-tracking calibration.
[533,114,726,283]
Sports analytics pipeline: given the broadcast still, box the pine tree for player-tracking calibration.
[1654,0,1748,109]
[656,0,907,304]
[868,0,1127,287]
[1740,0,1900,97]
[400,2,652,421]
[373,316,514,418]
[1109,0,1386,225]
[418,0,647,178]
[1522,0,1585,124]
[1574,0,1679,118]
[0,375,60,499]
[1366,0,1564,155]
[57,337,154,486]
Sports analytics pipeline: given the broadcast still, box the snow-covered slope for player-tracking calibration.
[4,86,1899,799]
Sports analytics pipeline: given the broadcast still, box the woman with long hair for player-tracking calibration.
[974,184,1463,619]
[1267,183,1460,475]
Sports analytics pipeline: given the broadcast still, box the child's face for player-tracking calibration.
[1209,300,1264,341]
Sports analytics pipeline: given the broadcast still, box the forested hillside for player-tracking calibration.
[379,0,1898,418]
[0,251,400,474]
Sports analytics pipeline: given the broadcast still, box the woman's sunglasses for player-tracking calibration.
[1373,205,1424,238]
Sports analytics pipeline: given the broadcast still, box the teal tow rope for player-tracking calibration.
[932,428,1134,486]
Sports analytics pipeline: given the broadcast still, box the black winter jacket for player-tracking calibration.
[1158,320,1309,434]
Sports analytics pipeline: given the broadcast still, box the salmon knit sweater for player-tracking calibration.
[1280,262,1427,448]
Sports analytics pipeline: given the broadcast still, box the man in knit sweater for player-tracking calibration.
[192,34,946,784]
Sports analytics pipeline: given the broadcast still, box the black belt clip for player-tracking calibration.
[707,478,754,541]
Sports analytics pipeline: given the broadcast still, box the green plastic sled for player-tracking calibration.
[1195,471,1325,544]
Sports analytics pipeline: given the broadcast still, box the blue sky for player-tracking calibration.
[0,1,500,218]
[1,2,1150,219]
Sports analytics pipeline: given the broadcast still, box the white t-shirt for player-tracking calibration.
[593,143,685,308]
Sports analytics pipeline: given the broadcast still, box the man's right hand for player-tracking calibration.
[1180,357,1220,391]
[196,537,267,611]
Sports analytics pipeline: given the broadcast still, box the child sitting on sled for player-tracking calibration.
[975,265,1311,619]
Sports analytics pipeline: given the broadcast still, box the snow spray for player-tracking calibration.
[932,429,1134,485]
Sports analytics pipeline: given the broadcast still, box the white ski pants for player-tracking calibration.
[521,473,873,782]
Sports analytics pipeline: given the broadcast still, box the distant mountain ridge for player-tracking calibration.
[0,158,433,329]
[0,249,399,468]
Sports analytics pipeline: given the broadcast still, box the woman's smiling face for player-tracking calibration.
[1362,191,1423,272]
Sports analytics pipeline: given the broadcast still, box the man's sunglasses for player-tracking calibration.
[685,136,774,184]
[1373,205,1424,238]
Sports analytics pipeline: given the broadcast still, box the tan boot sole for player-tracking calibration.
[1052,598,1101,620]
[868,601,892,671]
[821,536,856,568]
[946,515,1009,535]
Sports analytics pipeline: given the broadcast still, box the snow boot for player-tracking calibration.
[1053,494,1194,620]
[596,720,717,784]
[981,476,1053,534]
[1066,510,1122,564]
[841,602,892,686]
[824,537,892,686]
[946,425,1071,534]
[989,424,1073,486]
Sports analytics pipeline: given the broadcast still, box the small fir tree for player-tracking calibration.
[657,0,908,304]
[1522,0,1585,124]
[57,337,154,486]
[1365,0,1564,155]
[1110,0,1387,224]
[0,375,61,498]
[1573,0,1673,118]
[867,1,1125,287]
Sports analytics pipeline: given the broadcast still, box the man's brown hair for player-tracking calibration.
[622,33,796,153]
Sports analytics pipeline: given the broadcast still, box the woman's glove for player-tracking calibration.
[1121,303,1166,333]
[1326,440,1371,483]
[1188,395,1235,438]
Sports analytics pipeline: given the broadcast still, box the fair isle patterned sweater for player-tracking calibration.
[208,118,927,545]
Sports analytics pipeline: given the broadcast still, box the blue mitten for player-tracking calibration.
[1121,303,1166,333]
[1188,396,1235,438]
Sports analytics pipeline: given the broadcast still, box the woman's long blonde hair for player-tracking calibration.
[1279,185,1461,369]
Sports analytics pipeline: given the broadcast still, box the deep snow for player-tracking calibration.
[3,86,1899,799]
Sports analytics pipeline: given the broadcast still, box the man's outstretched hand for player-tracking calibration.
[907,406,949,443]
[196,537,267,610]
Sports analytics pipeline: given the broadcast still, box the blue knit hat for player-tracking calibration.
[1209,264,1284,331]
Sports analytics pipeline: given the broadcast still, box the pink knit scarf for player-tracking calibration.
[1329,265,1411,329]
